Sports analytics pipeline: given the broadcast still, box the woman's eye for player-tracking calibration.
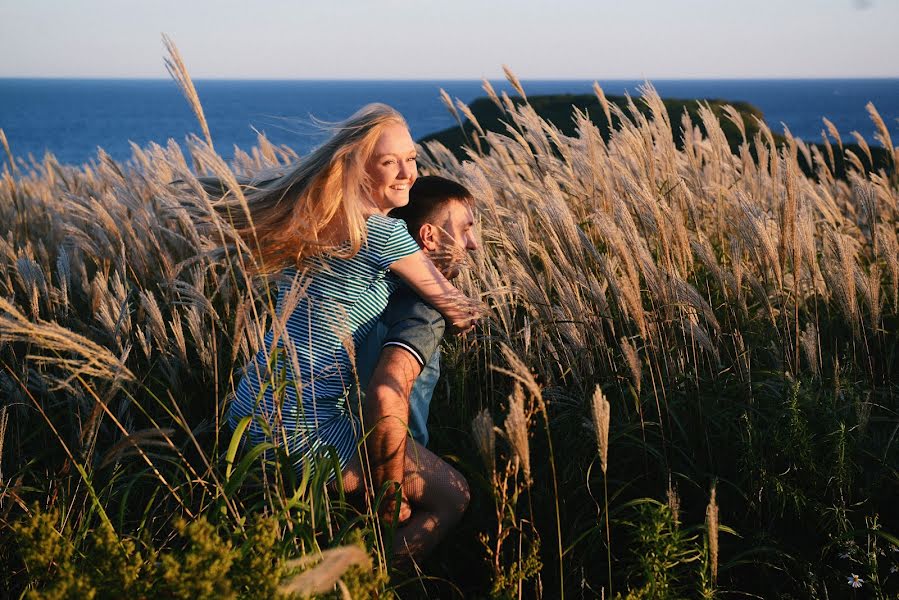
[407,156,417,162]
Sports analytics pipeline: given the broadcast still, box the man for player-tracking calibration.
[356,175,479,561]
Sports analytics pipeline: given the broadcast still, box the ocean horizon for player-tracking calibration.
[2,77,897,167]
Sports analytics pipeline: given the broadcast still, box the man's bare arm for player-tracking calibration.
[363,345,422,522]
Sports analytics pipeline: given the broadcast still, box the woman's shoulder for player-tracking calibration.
[364,213,420,268]
[365,213,408,232]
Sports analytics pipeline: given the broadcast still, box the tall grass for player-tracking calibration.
[1,51,898,597]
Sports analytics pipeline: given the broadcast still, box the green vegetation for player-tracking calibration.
[1,61,898,598]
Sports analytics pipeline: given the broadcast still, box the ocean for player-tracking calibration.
[1,78,897,168]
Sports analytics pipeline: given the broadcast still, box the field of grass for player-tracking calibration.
[1,57,898,598]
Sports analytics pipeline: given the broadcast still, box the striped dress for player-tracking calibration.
[228,214,421,478]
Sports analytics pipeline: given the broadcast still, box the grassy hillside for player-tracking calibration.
[2,74,898,598]
[420,90,894,179]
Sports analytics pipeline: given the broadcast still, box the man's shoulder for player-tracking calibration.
[382,284,444,328]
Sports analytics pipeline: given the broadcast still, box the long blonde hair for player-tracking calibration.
[204,103,407,273]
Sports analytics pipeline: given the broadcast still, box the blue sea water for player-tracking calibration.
[1,78,897,168]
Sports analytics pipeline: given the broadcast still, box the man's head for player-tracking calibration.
[390,175,478,280]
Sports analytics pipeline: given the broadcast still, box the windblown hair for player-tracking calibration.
[201,103,408,273]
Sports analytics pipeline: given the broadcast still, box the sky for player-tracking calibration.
[1,0,897,79]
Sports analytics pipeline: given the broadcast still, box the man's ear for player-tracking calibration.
[418,223,439,252]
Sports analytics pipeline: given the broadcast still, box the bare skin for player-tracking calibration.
[341,347,470,560]
[345,197,479,564]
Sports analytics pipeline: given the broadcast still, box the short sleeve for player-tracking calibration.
[366,214,421,270]
[381,288,445,368]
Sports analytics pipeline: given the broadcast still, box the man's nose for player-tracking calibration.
[466,234,480,251]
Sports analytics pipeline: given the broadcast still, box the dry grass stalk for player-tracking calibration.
[0,405,7,484]
[471,408,496,478]
[590,385,610,475]
[279,545,371,596]
[800,323,820,376]
[706,484,719,586]
[620,337,642,395]
[502,65,527,101]
[667,477,681,526]
[0,296,133,384]
[162,35,213,149]
[0,129,14,174]
[504,384,532,485]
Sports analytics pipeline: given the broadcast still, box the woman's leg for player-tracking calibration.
[340,440,470,563]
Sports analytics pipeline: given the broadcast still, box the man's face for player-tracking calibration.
[427,199,478,280]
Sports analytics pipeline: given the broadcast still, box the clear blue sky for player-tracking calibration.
[1,0,897,79]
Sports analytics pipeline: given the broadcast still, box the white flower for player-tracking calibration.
[847,574,864,588]
[890,564,898,574]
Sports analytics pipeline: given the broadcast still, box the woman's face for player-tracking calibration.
[366,122,418,214]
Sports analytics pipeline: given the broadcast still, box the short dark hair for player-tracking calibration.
[389,175,473,238]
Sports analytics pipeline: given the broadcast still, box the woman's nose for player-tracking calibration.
[398,160,415,180]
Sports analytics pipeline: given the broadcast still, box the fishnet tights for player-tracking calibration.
[340,439,470,563]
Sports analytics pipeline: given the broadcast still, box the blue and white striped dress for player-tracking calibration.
[228,214,421,478]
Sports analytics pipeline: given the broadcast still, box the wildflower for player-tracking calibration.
[847,574,863,588]
[890,564,898,574]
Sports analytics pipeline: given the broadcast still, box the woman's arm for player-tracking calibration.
[388,250,482,332]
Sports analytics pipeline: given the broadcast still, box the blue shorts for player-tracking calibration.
[355,286,445,446]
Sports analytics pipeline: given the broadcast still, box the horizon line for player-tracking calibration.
[2,75,899,82]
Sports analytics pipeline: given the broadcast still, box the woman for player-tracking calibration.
[209,103,477,561]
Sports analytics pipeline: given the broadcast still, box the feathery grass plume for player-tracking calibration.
[800,322,820,376]
[472,408,496,478]
[454,99,485,155]
[592,82,613,130]
[850,131,873,168]
[504,384,532,486]
[590,385,610,475]
[496,344,543,409]
[823,117,844,150]
[866,102,895,169]
[877,223,899,306]
[620,337,642,396]
[481,78,504,111]
[857,264,883,331]
[0,296,134,384]
[502,65,527,102]
[439,87,466,134]
[162,34,213,149]
[824,230,859,329]
[667,477,681,526]
[0,404,7,484]
[854,180,878,251]
[706,483,719,586]
[0,129,14,174]
[279,545,372,596]
[820,130,837,174]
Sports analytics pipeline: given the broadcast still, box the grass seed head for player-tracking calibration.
[590,385,611,475]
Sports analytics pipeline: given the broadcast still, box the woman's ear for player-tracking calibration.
[419,223,439,252]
